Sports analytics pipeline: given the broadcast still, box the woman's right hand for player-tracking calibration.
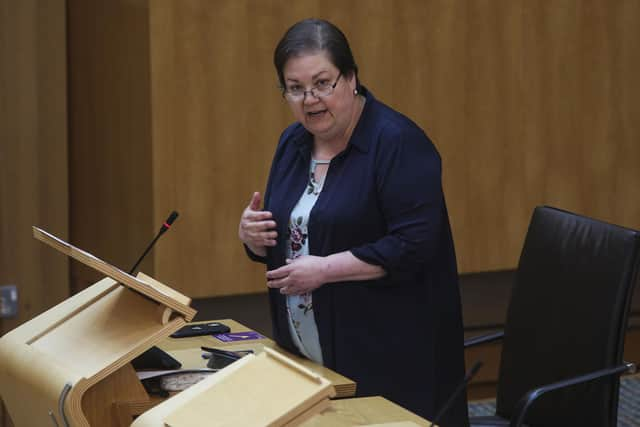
[238,192,278,257]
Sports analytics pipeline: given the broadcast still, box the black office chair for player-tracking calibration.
[466,206,639,427]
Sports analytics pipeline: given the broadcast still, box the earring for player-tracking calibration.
[354,88,359,96]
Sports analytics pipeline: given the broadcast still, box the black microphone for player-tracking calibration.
[130,210,183,373]
[129,211,179,275]
[429,361,483,427]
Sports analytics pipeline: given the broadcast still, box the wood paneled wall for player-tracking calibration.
[68,0,640,298]
[67,0,155,292]
[0,1,68,424]
[0,0,68,340]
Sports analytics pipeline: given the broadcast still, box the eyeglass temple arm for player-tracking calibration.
[509,361,637,427]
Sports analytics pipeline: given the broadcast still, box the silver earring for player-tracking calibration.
[354,89,358,96]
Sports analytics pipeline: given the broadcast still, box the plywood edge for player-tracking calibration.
[263,348,334,390]
[81,363,151,427]
[88,316,189,386]
[281,398,331,427]
[137,272,191,308]
[33,226,196,320]
[259,341,352,398]
[62,316,188,427]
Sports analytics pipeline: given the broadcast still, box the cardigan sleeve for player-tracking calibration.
[243,243,268,264]
[350,123,446,281]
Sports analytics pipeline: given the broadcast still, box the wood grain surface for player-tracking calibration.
[65,0,640,299]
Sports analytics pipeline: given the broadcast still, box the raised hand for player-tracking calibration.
[238,192,277,257]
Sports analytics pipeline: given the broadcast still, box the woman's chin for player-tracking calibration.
[304,119,334,137]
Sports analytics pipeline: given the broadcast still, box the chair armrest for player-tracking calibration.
[464,331,504,348]
[509,361,637,427]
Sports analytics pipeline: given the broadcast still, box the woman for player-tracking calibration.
[239,19,468,426]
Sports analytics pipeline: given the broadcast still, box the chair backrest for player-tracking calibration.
[495,206,640,427]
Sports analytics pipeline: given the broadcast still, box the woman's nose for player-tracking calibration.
[303,91,320,104]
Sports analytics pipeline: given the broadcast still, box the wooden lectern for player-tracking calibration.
[0,227,196,426]
[0,228,335,427]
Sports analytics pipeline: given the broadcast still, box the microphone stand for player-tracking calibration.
[129,211,178,275]
[429,361,483,427]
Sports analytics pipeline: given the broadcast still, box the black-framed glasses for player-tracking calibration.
[282,73,342,101]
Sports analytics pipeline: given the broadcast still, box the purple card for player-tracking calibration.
[214,331,265,342]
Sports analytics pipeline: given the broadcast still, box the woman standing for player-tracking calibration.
[239,18,468,426]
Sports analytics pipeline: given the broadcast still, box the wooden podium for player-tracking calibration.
[0,228,335,427]
[0,227,196,426]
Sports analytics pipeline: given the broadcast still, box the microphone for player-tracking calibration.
[129,211,179,275]
[429,360,483,427]
[130,210,183,373]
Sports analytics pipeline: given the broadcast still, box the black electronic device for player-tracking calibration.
[131,345,182,370]
[170,322,231,338]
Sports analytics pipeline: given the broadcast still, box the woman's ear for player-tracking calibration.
[346,71,358,92]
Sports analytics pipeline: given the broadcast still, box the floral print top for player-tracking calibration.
[285,158,330,364]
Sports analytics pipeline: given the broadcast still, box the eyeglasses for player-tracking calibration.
[282,73,342,101]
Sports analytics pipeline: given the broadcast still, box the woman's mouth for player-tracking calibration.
[306,109,327,119]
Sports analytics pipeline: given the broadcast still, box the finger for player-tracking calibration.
[266,266,290,280]
[267,277,287,288]
[242,220,277,233]
[249,192,261,210]
[245,232,277,248]
[243,211,273,222]
[258,230,278,240]
[280,286,294,295]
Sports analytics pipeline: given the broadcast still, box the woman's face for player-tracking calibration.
[282,51,358,144]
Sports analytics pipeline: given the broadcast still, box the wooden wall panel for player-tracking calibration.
[145,0,640,297]
[68,0,640,297]
[0,0,69,341]
[67,0,154,292]
[149,1,290,296]
[0,0,68,424]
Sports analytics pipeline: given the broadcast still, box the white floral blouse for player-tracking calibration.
[285,158,330,364]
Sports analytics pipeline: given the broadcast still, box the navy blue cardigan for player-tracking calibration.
[246,88,468,426]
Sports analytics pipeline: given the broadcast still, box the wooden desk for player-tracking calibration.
[119,320,433,426]
[157,319,356,398]
[302,397,429,426]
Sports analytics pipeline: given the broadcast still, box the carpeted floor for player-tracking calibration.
[468,374,640,426]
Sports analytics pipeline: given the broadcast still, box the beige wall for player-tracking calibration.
[67,0,640,298]
[0,0,68,424]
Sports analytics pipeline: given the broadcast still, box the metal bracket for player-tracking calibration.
[57,383,72,427]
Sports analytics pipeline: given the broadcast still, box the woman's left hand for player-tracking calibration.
[266,256,328,295]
